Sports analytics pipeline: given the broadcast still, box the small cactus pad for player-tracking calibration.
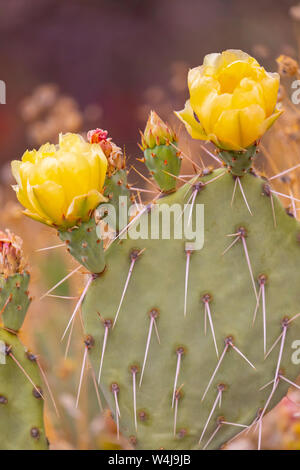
[59,218,105,273]
[0,329,47,450]
[218,144,257,176]
[144,144,181,192]
[82,169,300,449]
[0,273,30,331]
[102,169,131,232]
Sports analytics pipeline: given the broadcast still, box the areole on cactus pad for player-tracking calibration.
[9,49,300,450]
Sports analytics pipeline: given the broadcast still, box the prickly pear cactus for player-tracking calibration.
[0,230,47,450]
[10,50,300,450]
[81,168,300,450]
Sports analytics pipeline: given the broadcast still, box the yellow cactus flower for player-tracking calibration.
[175,49,282,151]
[11,133,107,229]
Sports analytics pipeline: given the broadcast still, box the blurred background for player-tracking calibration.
[1,0,300,450]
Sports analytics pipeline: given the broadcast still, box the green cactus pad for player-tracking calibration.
[102,169,131,232]
[59,218,105,273]
[0,273,30,331]
[81,169,300,450]
[144,144,181,192]
[218,144,257,176]
[0,328,47,450]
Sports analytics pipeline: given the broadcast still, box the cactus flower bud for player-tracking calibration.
[141,111,181,192]
[87,128,124,174]
[11,133,108,229]
[141,111,177,150]
[0,230,30,331]
[87,128,108,143]
[0,230,27,277]
[87,128,113,157]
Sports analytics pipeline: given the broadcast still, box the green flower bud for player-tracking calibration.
[141,111,177,150]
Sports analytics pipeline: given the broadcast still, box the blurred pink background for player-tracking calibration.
[0,0,298,171]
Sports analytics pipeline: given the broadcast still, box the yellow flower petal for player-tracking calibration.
[19,160,45,187]
[13,164,37,212]
[213,109,244,150]
[217,60,262,93]
[190,90,219,134]
[21,149,37,163]
[14,180,51,224]
[98,150,108,189]
[238,104,266,148]
[32,181,67,226]
[203,53,222,71]
[37,143,56,158]
[59,133,84,151]
[188,73,222,134]
[22,209,53,227]
[58,152,92,206]
[26,181,51,221]
[87,149,101,190]
[221,49,254,66]
[14,186,35,214]
[41,156,62,181]
[175,100,208,140]
[18,161,33,186]
[11,160,21,186]
[188,72,220,101]
[205,93,233,133]
[260,72,280,116]
[90,146,108,190]
[66,190,105,222]
[213,105,266,149]
[260,108,283,135]
[232,78,265,110]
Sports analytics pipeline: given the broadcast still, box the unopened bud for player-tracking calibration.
[87,128,125,174]
[0,230,27,276]
[87,128,108,144]
[141,111,177,150]
[87,128,113,157]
